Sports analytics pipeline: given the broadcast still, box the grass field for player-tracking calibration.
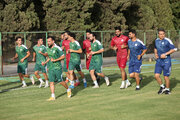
[0,60,180,120]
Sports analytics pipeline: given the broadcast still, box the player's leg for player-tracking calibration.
[154,61,165,94]
[47,69,55,101]
[162,62,171,94]
[69,70,75,89]
[18,65,28,87]
[41,65,49,88]
[134,63,142,90]
[76,64,87,87]
[34,64,44,87]
[134,72,140,90]
[63,60,70,83]
[90,69,99,88]
[23,65,34,84]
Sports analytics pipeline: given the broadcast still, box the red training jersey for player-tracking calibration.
[111,35,129,56]
[62,39,71,68]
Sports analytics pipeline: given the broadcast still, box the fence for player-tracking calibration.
[0,30,180,76]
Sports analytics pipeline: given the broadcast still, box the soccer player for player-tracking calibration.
[128,30,147,90]
[12,37,34,87]
[88,33,110,88]
[32,37,49,88]
[154,28,177,94]
[111,27,130,89]
[83,29,100,84]
[66,32,87,88]
[42,36,71,101]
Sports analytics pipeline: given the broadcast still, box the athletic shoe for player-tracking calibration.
[39,81,45,88]
[74,82,80,87]
[135,87,140,90]
[84,82,87,88]
[163,90,171,95]
[120,82,125,89]
[105,77,110,86]
[67,89,71,98]
[47,97,55,101]
[22,84,27,88]
[158,87,165,94]
[44,84,49,88]
[92,85,99,88]
[69,85,74,89]
[125,81,131,88]
[30,76,35,85]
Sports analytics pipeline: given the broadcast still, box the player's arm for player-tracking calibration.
[32,52,36,62]
[51,55,65,62]
[39,51,48,57]
[12,53,18,61]
[121,44,128,49]
[69,48,82,54]
[154,48,159,59]
[91,48,104,55]
[20,51,30,63]
[110,39,117,51]
[127,49,130,60]
[42,57,50,66]
[137,49,147,60]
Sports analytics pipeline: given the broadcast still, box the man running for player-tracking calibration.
[154,28,177,94]
[42,36,71,101]
[88,33,110,88]
[128,30,147,90]
[32,37,49,88]
[111,27,130,89]
[12,37,34,87]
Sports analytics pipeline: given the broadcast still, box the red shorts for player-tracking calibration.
[86,56,92,70]
[66,54,70,69]
[117,55,127,68]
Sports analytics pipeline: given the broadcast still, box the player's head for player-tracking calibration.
[114,26,122,37]
[158,28,165,40]
[128,29,136,39]
[64,30,70,40]
[86,29,91,39]
[89,32,96,41]
[16,36,23,45]
[61,32,65,40]
[47,36,55,48]
[37,37,43,45]
[68,32,76,41]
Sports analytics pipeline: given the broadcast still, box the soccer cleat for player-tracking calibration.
[39,81,45,88]
[69,85,74,89]
[125,81,131,88]
[65,79,69,83]
[120,82,125,89]
[158,87,165,94]
[163,90,171,95]
[105,77,110,86]
[67,89,72,98]
[74,82,80,87]
[135,87,140,90]
[44,84,49,88]
[92,85,99,88]
[84,82,87,88]
[47,97,55,101]
[22,84,27,88]
[30,76,35,85]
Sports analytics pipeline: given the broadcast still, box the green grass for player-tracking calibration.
[0,60,180,120]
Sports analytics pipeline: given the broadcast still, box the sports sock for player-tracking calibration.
[93,80,98,86]
[104,76,108,80]
[22,80,26,85]
[126,79,129,83]
[75,79,79,83]
[39,78,44,83]
[83,78,87,83]
[45,80,49,85]
[51,93,55,98]
[160,84,165,88]
[70,80,74,86]
[136,85,140,88]
[165,88,170,91]
[121,81,125,85]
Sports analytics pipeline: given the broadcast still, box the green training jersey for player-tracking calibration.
[33,45,47,64]
[59,40,63,47]
[15,44,29,65]
[47,44,64,70]
[69,41,81,62]
[91,40,103,61]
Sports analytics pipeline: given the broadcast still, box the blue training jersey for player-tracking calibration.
[128,39,147,65]
[155,37,177,60]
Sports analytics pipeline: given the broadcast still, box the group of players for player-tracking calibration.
[12,27,177,101]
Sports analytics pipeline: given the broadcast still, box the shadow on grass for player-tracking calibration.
[170,77,180,91]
